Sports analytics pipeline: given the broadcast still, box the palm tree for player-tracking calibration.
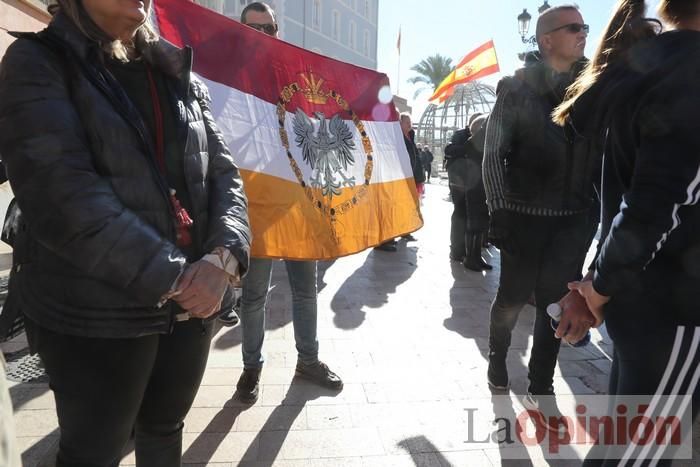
[408,54,454,99]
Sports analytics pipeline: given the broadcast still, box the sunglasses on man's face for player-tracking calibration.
[546,23,590,35]
[246,23,278,36]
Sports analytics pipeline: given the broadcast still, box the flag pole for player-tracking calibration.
[396,26,401,96]
[397,53,401,96]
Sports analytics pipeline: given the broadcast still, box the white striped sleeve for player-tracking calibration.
[482,87,514,212]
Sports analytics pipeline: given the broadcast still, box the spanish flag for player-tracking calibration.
[155,0,423,260]
[429,40,500,102]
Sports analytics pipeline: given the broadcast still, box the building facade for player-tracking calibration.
[198,0,378,70]
[0,0,50,58]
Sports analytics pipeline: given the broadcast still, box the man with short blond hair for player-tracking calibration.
[483,4,600,425]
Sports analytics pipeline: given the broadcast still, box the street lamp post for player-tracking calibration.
[517,1,551,53]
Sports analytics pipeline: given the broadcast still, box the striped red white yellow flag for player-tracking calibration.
[429,40,500,103]
[155,0,423,260]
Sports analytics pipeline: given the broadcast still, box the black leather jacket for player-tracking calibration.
[0,14,251,338]
[484,59,601,215]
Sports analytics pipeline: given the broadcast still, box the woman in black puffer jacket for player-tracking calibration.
[0,0,250,464]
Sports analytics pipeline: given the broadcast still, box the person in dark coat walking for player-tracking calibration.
[463,115,492,268]
[0,0,251,464]
[445,115,492,271]
[421,146,434,183]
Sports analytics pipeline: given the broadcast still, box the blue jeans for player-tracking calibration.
[240,258,319,369]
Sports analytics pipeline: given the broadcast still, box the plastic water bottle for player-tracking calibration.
[547,303,591,347]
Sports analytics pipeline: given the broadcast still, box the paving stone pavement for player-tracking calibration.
[5,179,700,466]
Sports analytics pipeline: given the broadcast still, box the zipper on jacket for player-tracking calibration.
[78,58,180,241]
[164,77,198,252]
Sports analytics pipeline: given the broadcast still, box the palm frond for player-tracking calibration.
[407,54,454,91]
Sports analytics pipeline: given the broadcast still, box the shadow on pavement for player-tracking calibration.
[442,257,541,466]
[330,242,418,330]
[233,379,339,466]
[181,404,247,464]
[396,435,453,466]
[442,257,531,392]
[20,427,59,467]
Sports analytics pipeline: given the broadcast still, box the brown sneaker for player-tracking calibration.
[235,368,261,404]
[295,360,343,390]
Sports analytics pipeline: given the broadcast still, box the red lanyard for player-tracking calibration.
[144,64,193,247]
[145,64,166,174]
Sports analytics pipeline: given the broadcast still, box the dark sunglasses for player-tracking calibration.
[546,23,590,34]
[246,22,278,36]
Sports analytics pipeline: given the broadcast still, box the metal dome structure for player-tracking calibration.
[415,82,497,164]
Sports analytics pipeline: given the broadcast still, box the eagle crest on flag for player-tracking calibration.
[292,109,357,198]
[154,0,424,259]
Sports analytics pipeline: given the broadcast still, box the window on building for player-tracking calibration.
[312,0,321,30]
[364,0,370,18]
[22,0,50,12]
[349,21,357,50]
[363,30,370,56]
[195,0,225,14]
[331,10,340,41]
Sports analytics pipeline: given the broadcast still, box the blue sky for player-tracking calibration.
[376,0,662,118]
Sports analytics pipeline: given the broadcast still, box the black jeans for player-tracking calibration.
[26,317,213,467]
[449,184,468,259]
[488,212,594,393]
[582,301,700,466]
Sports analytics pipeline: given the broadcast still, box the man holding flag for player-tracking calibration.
[232,2,343,405]
[155,0,422,405]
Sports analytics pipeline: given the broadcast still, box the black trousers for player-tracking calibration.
[488,211,594,393]
[449,185,469,259]
[448,159,488,259]
[582,300,700,466]
[26,317,213,467]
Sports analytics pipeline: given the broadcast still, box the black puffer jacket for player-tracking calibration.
[0,14,251,338]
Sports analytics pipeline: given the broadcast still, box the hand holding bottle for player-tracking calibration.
[548,289,596,347]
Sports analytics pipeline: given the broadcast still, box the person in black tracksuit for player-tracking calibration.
[556,1,700,464]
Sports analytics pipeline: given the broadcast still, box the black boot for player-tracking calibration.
[475,232,492,270]
[464,233,488,271]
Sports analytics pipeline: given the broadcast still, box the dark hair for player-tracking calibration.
[658,0,700,23]
[241,2,276,24]
[553,0,662,124]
